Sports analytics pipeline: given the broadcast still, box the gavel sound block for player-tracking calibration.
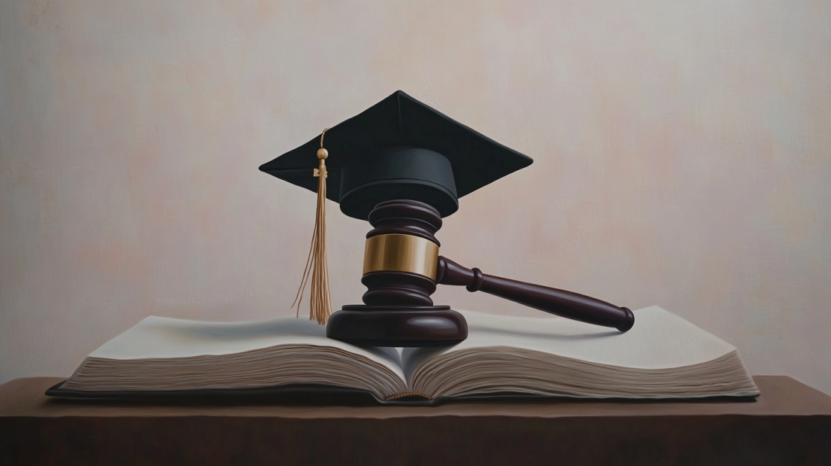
[326,200,635,347]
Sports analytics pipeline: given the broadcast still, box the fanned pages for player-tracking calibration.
[405,307,757,398]
[62,317,406,400]
[58,306,759,402]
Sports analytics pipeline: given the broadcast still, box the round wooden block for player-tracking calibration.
[326,306,468,347]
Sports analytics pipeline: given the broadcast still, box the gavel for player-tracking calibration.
[326,199,634,347]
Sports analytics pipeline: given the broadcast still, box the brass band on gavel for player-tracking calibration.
[362,234,439,280]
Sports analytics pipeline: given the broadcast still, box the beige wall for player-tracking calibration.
[2,1,830,394]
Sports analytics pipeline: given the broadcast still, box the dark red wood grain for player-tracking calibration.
[437,256,635,331]
[328,200,465,346]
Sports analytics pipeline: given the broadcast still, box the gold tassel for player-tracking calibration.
[291,129,333,325]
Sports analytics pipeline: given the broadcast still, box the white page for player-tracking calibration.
[409,306,736,370]
[89,316,404,379]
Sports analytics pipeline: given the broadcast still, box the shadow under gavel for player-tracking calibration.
[435,256,634,332]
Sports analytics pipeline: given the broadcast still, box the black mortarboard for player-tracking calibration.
[259,91,533,220]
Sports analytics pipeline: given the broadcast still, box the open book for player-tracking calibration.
[49,306,759,403]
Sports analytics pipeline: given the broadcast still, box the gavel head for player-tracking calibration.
[332,146,468,346]
[334,145,449,307]
[258,91,532,346]
[328,145,463,346]
[321,197,461,347]
[360,199,442,307]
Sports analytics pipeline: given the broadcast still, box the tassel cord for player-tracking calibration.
[291,129,333,324]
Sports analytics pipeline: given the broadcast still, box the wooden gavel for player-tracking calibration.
[327,199,634,347]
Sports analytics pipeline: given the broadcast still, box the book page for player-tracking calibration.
[404,306,736,375]
[89,316,405,380]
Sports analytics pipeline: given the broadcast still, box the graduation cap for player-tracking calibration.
[259,90,533,220]
[260,91,633,346]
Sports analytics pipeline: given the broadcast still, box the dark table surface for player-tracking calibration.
[2,376,830,465]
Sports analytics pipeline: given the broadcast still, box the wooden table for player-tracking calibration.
[2,376,830,465]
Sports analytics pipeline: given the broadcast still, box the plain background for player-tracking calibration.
[1,0,830,395]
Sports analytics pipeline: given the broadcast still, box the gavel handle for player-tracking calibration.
[436,256,635,332]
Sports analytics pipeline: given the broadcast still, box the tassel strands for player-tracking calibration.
[291,129,333,324]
